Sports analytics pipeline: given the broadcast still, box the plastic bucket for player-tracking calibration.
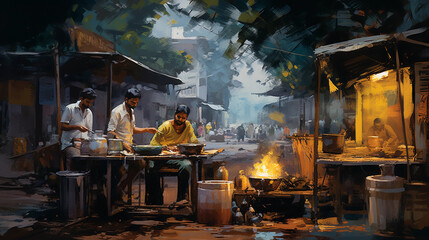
[197,180,233,225]
[56,171,90,219]
[366,175,404,232]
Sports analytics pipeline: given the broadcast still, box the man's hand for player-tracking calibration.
[166,145,179,152]
[145,128,158,134]
[77,126,89,132]
[123,142,134,153]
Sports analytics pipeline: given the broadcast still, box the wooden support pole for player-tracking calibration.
[312,59,321,222]
[54,44,61,137]
[53,44,63,170]
[395,44,411,182]
[105,59,113,133]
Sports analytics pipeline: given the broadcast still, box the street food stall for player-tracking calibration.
[72,147,222,216]
[312,28,429,222]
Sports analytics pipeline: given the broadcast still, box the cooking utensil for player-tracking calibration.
[133,145,162,156]
[177,143,205,155]
[108,139,123,155]
[88,137,108,156]
[322,134,345,154]
[248,176,282,192]
[368,136,380,149]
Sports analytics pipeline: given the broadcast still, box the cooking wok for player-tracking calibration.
[248,176,282,192]
[133,145,162,156]
[177,143,205,155]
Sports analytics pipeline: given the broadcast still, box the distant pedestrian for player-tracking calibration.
[247,123,254,139]
[237,124,245,142]
[198,123,204,137]
[206,122,212,134]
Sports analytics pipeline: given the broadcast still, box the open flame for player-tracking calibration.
[251,149,282,178]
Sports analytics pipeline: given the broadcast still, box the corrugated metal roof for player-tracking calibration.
[314,28,429,84]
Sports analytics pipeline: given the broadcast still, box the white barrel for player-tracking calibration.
[366,175,404,232]
[197,180,233,225]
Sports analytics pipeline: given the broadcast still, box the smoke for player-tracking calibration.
[228,59,279,124]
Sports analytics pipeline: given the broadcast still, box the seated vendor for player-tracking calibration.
[147,104,198,205]
[366,118,398,149]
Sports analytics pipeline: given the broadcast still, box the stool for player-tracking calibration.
[142,167,180,206]
[158,167,180,194]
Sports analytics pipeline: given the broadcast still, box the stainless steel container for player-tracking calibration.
[88,137,108,156]
[80,139,90,155]
[56,171,90,219]
[108,139,123,155]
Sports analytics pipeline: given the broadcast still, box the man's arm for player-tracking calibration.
[60,108,88,132]
[149,126,164,146]
[61,122,89,132]
[133,127,158,134]
[385,125,398,142]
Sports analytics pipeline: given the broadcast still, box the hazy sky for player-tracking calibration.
[151,3,279,123]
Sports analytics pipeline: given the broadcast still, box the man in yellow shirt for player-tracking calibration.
[148,104,198,205]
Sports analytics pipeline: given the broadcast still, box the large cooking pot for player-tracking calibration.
[368,136,381,149]
[248,176,282,192]
[108,139,123,155]
[133,145,162,156]
[322,134,345,154]
[88,137,108,156]
[177,143,205,155]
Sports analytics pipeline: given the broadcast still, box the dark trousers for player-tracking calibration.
[145,160,191,205]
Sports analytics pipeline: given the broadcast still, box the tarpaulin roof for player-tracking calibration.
[314,28,429,84]
[0,51,183,86]
[201,102,225,111]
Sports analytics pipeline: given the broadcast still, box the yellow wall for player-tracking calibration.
[355,68,413,145]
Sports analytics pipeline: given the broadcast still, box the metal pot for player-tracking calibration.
[322,134,345,154]
[368,136,380,149]
[248,176,282,192]
[133,145,162,156]
[177,143,205,155]
[88,137,108,156]
[80,139,90,155]
[108,139,123,155]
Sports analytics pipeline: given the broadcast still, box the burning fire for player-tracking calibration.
[251,149,282,178]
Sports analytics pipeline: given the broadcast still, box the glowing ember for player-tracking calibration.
[251,150,282,178]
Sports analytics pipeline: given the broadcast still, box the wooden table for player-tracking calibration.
[73,150,221,216]
[317,152,422,223]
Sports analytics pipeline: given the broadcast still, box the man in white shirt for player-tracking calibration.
[60,88,96,170]
[107,87,157,193]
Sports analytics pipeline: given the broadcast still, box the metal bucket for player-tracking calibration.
[56,171,90,219]
[322,134,345,154]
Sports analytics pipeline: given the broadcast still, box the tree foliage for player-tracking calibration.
[170,0,429,95]
[0,0,190,76]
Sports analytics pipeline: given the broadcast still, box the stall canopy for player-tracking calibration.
[201,102,225,111]
[253,85,290,97]
[315,27,429,85]
[0,51,183,86]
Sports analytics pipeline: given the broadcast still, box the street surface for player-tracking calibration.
[0,137,421,239]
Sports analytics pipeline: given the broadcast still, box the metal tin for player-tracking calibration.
[108,139,123,155]
[56,171,90,219]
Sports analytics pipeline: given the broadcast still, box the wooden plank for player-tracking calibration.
[317,158,420,166]
[233,190,328,197]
